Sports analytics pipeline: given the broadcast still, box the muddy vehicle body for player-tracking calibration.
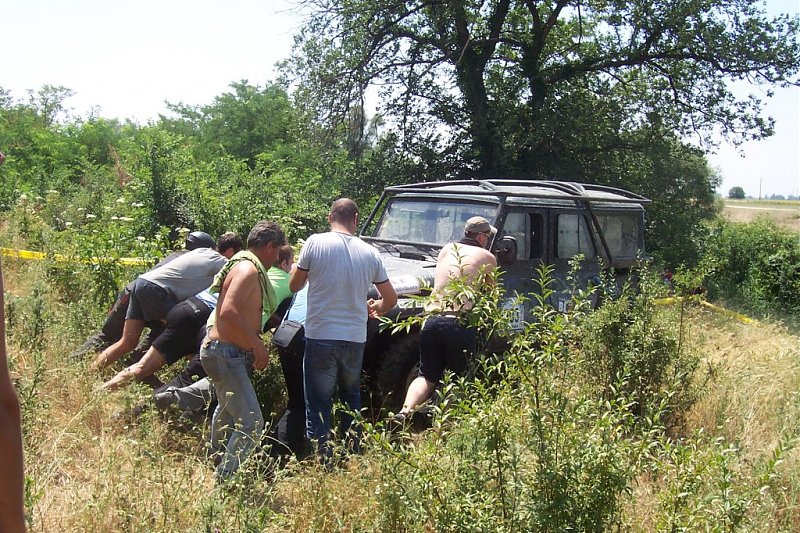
[359,179,650,413]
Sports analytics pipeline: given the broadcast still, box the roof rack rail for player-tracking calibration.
[385,179,651,204]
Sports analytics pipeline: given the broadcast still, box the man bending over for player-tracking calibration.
[395,216,497,422]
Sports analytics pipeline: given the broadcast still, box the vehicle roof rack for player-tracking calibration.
[384,179,651,205]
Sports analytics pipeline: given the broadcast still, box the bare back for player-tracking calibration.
[427,242,497,311]
[209,261,263,351]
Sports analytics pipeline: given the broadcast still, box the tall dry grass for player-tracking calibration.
[625,306,800,531]
[4,254,800,531]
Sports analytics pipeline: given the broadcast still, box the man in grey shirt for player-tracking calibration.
[93,246,228,370]
[290,198,397,463]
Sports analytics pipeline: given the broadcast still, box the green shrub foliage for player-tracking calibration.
[702,218,800,313]
[577,268,700,428]
[371,265,705,530]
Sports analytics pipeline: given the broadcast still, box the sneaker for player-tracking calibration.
[386,412,410,440]
[154,389,177,410]
[68,337,107,361]
[178,409,207,425]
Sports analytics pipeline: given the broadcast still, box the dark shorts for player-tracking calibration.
[418,315,477,384]
[126,278,177,323]
[152,297,212,365]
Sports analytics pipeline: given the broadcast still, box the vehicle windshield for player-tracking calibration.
[372,199,497,246]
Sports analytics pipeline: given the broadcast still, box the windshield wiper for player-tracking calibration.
[362,237,440,261]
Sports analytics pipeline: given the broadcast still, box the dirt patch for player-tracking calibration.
[723,200,800,232]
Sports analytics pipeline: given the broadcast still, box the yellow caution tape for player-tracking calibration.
[1,247,152,266]
[653,297,680,305]
[698,300,754,324]
[0,247,761,325]
[654,295,754,324]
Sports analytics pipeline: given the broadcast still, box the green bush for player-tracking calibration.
[577,268,700,428]
[701,218,800,313]
[368,265,700,530]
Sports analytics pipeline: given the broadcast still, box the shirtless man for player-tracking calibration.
[200,221,286,482]
[396,216,498,420]
[0,259,26,532]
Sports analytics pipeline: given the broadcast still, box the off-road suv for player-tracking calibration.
[359,179,650,414]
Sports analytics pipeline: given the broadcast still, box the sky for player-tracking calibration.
[1,0,798,198]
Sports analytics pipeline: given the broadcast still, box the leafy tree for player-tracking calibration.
[630,131,721,267]
[286,0,797,266]
[119,127,194,238]
[288,0,798,175]
[26,85,75,127]
[728,186,746,199]
[66,117,129,168]
[160,81,296,169]
[0,88,87,204]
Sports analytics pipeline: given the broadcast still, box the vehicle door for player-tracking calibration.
[494,208,547,329]
[548,209,603,311]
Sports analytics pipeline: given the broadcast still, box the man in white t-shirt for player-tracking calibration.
[290,198,397,462]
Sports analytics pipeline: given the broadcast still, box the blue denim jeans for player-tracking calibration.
[303,338,365,460]
[200,339,263,482]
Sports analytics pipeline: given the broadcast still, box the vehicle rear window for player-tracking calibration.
[596,213,641,258]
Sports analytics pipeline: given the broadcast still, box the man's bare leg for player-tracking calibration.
[400,376,436,415]
[102,347,167,391]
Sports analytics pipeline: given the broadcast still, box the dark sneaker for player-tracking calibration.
[386,412,410,442]
[178,409,208,425]
[154,390,178,410]
[68,337,107,361]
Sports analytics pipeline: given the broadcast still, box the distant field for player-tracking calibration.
[723,199,800,232]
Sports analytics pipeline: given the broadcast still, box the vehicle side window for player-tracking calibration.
[503,212,529,259]
[556,214,595,259]
[530,213,544,259]
[504,212,544,260]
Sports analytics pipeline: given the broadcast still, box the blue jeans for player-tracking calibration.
[200,339,263,482]
[303,338,365,459]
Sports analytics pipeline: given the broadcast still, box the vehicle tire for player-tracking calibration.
[369,332,420,415]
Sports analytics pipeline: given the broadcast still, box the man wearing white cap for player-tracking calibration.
[395,216,498,420]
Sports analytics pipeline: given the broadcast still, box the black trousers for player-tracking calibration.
[269,328,309,460]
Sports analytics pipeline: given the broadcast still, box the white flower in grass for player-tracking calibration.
[86,213,97,219]
[111,216,119,221]
[65,221,73,227]
[132,202,144,208]
[116,197,125,204]
[120,217,134,222]
[137,236,145,242]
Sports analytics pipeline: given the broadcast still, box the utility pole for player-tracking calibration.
[758,177,762,200]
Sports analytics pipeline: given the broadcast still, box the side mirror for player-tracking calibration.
[494,236,518,265]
